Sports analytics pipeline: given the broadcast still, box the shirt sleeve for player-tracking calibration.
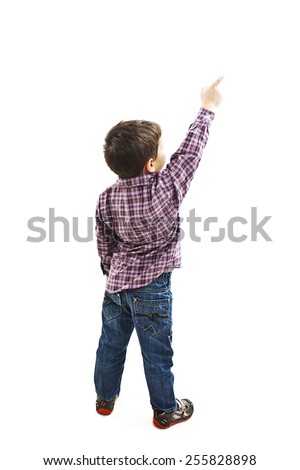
[95,202,118,276]
[156,107,215,208]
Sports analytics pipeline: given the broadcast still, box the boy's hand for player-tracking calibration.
[201,76,223,111]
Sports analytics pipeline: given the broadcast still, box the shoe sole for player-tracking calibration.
[96,408,113,415]
[153,414,192,429]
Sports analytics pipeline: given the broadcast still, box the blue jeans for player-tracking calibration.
[94,272,176,413]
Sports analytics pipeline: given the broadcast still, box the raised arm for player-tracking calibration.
[156,77,223,208]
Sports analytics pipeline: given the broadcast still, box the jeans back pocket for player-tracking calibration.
[133,295,171,337]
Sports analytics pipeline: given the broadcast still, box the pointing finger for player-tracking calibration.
[211,76,224,88]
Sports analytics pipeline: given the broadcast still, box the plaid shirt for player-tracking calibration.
[95,107,215,293]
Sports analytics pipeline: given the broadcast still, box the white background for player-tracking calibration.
[1,0,299,468]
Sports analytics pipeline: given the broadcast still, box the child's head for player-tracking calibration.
[103,120,165,178]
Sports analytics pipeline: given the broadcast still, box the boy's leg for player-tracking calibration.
[94,290,134,402]
[128,272,177,413]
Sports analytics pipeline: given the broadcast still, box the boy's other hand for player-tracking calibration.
[201,76,224,111]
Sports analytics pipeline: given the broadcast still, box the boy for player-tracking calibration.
[94,77,223,429]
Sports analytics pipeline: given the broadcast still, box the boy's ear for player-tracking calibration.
[145,158,156,173]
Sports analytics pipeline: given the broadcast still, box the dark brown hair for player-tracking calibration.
[103,120,161,178]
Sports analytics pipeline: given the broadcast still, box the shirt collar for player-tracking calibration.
[116,172,156,187]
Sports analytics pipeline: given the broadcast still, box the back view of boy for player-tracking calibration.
[94,77,223,429]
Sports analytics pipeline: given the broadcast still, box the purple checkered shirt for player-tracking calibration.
[95,107,215,293]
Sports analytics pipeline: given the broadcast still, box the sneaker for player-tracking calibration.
[153,398,194,429]
[96,395,118,415]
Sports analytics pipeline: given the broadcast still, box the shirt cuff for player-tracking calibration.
[189,107,215,130]
[198,107,215,119]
